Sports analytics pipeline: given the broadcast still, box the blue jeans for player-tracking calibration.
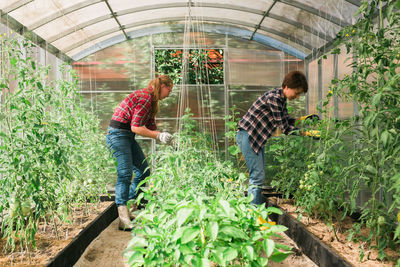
[236,130,265,205]
[105,127,150,206]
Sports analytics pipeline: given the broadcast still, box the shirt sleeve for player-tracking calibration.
[131,96,152,128]
[283,107,297,126]
[267,96,297,135]
[145,117,157,131]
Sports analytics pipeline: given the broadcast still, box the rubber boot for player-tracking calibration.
[117,205,133,231]
[128,202,136,220]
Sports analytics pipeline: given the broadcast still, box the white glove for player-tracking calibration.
[157,132,173,144]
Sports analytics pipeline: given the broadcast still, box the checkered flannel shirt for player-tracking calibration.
[111,87,157,130]
[238,87,297,154]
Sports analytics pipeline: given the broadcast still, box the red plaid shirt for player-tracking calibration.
[111,87,157,130]
[238,88,297,153]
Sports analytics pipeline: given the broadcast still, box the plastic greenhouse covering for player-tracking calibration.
[0,0,361,61]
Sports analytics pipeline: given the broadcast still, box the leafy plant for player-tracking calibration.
[0,34,114,253]
[124,111,292,266]
[155,49,224,84]
[267,0,400,262]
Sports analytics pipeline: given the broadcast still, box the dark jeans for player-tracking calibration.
[236,130,265,205]
[105,127,149,206]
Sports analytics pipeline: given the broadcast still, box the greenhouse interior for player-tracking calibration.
[0,0,399,266]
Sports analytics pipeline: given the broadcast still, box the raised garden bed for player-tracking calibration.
[267,197,399,267]
[0,197,116,267]
[267,199,351,267]
[46,201,117,267]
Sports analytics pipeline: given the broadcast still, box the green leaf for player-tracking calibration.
[219,199,231,216]
[394,225,400,239]
[380,130,390,147]
[181,226,200,244]
[268,225,288,233]
[179,244,195,254]
[223,247,238,262]
[228,145,241,155]
[128,251,144,264]
[263,239,275,257]
[220,225,248,239]
[206,221,219,241]
[177,208,193,227]
[258,257,269,266]
[371,93,381,107]
[275,243,292,251]
[245,245,254,261]
[270,251,291,262]
[211,251,224,265]
[365,165,377,175]
[266,206,283,215]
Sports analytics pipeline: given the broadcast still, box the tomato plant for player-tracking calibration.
[266,0,400,262]
[155,49,224,85]
[0,35,114,253]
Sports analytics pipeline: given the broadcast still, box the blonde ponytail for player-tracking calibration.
[148,75,173,117]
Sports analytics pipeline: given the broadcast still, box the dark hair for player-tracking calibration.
[281,71,308,93]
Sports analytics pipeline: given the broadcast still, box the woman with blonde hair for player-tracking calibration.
[106,75,174,230]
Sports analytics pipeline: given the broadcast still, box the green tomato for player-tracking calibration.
[377,216,385,226]
[10,203,18,218]
[21,201,31,216]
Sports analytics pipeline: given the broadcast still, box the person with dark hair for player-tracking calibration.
[106,75,174,230]
[236,71,308,205]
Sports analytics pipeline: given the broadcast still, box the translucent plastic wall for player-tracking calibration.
[73,32,306,155]
[306,45,355,119]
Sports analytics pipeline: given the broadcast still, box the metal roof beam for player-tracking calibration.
[277,0,351,27]
[0,0,33,14]
[250,0,277,41]
[63,16,313,53]
[104,0,128,40]
[71,24,306,60]
[344,0,361,7]
[46,2,325,48]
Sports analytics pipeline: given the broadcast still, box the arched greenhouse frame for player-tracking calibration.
[0,0,399,266]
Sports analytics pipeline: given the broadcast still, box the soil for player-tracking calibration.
[0,201,113,267]
[269,197,399,267]
[74,218,317,267]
